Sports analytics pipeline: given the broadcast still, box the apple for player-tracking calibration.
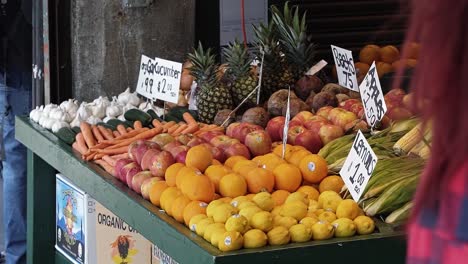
[357,108,365,119]
[115,159,133,180]
[211,146,226,163]
[319,124,344,145]
[286,125,306,145]
[279,119,303,140]
[119,162,140,184]
[232,123,263,143]
[385,88,406,104]
[304,117,330,134]
[344,119,370,133]
[387,107,413,121]
[151,133,175,148]
[225,143,251,159]
[141,176,164,200]
[316,106,333,119]
[210,135,240,150]
[294,130,323,154]
[163,141,182,152]
[328,108,346,122]
[174,150,188,164]
[140,149,161,171]
[197,131,223,143]
[329,109,358,128]
[123,163,142,186]
[130,171,153,194]
[244,130,272,156]
[177,133,195,145]
[186,137,206,147]
[339,99,361,111]
[266,116,286,142]
[167,145,189,159]
[402,93,412,109]
[349,103,364,116]
[149,150,175,178]
[226,122,242,137]
[291,111,314,124]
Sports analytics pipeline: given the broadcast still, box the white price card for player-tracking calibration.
[136,55,183,104]
[339,131,378,202]
[306,59,328,76]
[282,88,291,159]
[358,61,387,127]
[331,45,359,91]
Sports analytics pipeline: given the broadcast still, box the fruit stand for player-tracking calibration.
[17,116,406,264]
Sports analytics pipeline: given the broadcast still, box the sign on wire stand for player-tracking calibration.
[339,131,378,202]
[358,61,387,128]
[330,45,359,91]
[136,54,183,104]
[281,87,292,159]
[306,60,328,76]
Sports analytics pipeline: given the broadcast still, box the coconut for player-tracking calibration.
[321,83,343,95]
[295,75,323,100]
[282,98,309,117]
[312,92,338,112]
[268,89,298,116]
[213,109,235,127]
[242,107,270,128]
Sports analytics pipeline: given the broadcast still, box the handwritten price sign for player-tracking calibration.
[339,131,378,202]
[331,45,359,91]
[358,62,387,127]
[136,55,183,103]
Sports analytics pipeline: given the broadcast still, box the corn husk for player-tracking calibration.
[385,201,413,224]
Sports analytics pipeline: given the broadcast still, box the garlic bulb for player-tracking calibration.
[117,88,132,105]
[43,104,58,115]
[106,97,123,117]
[93,96,110,107]
[49,108,65,120]
[123,103,136,112]
[117,114,126,121]
[70,115,83,128]
[86,116,102,125]
[60,99,79,114]
[75,103,91,121]
[128,90,140,106]
[89,101,107,119]
[51,121,70,133]
[29,106,42,122]
[57,112,73,123]
[44,118,56,130]
[38,115,48,127]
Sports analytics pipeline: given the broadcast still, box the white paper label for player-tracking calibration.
[358,61,387,127]
[306,60,328,76]
[331,45,359,91]
[339,131,378,202]
[136,55,183,103]
[282,88,291,159]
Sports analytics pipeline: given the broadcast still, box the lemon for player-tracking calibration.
[267,226,290,246]
[300,216,318,229]
[318,191,343,212]
[237,201,257,210]
[289,224,312,242]
[231,196,250,208]
[275,216,298,229]
[332,218,356,237]
[280,200,308,221]
[318,211,337,223]
[239,206,263,222]
[311,221,334,240]
[285,192,309,205]
[243,229,268,249]
[195,217,215,237]
[314,209,325,217]
[336,199,360,220]
[189,214,207,233]
[250,211,274,232]
[252,192,275,212]
[354,216,375,235]
[210,227,227,247]
[213,203,238,223]
[308,199,321,212]
[271,205,283,216]
[218,231,244,252]
[206,200,224,218]
[225,214,249,234]
[204,223,226,241]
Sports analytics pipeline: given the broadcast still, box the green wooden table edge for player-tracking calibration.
[16,116,407,264]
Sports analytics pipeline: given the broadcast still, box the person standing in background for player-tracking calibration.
[0,0,32,263]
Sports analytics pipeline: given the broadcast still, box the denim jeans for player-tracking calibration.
[0,72,31,264]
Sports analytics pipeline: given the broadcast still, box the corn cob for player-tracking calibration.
[418,145,431,160]
[393,124,423,155]
[389,117,420,134]
[385,201,413,224]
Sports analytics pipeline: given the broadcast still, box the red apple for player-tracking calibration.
[357,108,365,119]
[210,135,239,150]
[119,162,140,184]
[141,176,164,200]
[244,130,272,156]
[294,130,323,154]
[211,146,226,163]
[130,171,153,194]
[266,116,286,142]
[232,123,263,144]
[319,124,344,145]
[385,88,406,104]
[291,111,314,124]
[286,125,306,145]
[174,150,188,164]
[197,131,224,143]
[177,134,195,145]
[226,122,242,137]
[330,109,358,129]
[344,119,370,133]
[151,133,175,148]
[387,107,413,121]
[167,145,189,159]
[316,106,334,119]
[115,159,133,180]
[140,149,161,171]
[187,137,206,147]
[123,163,142,186]
[149,150,175,178]
[339,99,361,111]
[225,143,251,159]
[304,117,330,134]
[402,94,412,109]
[279,119,303,140]
[349,103,364,116]
[163,141,182,152]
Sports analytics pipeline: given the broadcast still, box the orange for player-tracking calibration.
[273,144,294,160]
[183,200,208,226]
[180,172,215,203]
[406,42,420,60]
[318,176,345,193]
[251,155,264,165]
[379,45,400,64]
[159,187,182,215]
[355,62,370,77]
[212,159,222,165]
[165,163,185,187]
[292,145,307,152]
[232,160,258,173]
[299,154,328,184]
[262,155,287,171]
[287,150,311,167]
[392,59,417,70]
[176,166,200,189]
[245,168,275,193]
[271,190,291,206]
[149,181,169,207]
[205,165,231,193]
[185,145,213,172]
[376,62,394,78]
[219,173,247,198]
[224,155,247,168]
[297,185,320,201]
[171,195,192,223]
[273,164,302,192]
[359,45,380,65]
[236,164,259,179]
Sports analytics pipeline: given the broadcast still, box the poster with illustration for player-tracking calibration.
[56,174,86,264]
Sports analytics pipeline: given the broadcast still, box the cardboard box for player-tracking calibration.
[56,174,87,264]
[152,244,178,264]
[87,197,152,264]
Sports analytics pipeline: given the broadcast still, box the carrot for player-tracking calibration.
[113,131,121,137]
[102,155,116,166]
[94,159,116,176]
[126,127,133,132]
[85,152,97,161]
[75,133,89,154]
[72,142,83,155]
[98,126,114,140]
[92,125,105,143]
[167,124,180,134]
[181,123,199,134]
[162,121,177,132]
[96,146,129,155]
[152,119,163,128]
[134,120,143,129]
[110,153,129,160]
[80,122,97,147]
[106,127,163,149]
[101,128,149,144]
[171,124,188,136]
[117,124,127,135]
[183,112,197,125]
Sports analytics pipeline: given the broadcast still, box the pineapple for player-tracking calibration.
[271,2,316,83]
[188,43,233,123]
[223,41,258,108]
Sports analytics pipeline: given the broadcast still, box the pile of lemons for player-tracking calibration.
[188,190,375,252]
